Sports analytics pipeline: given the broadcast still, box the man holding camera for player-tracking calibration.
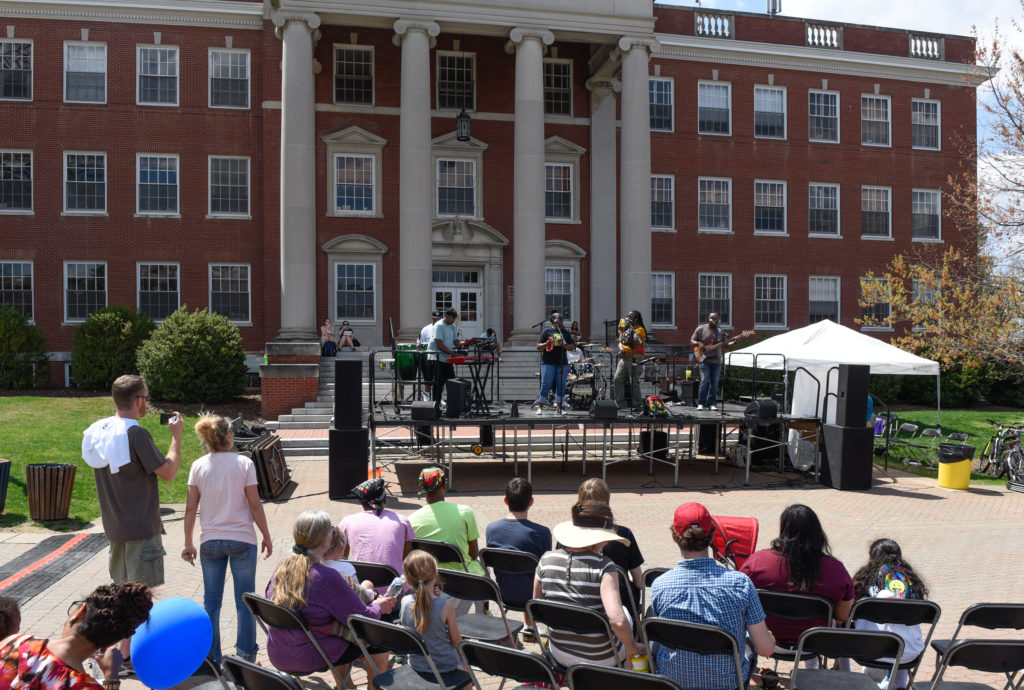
[533,309,576,415]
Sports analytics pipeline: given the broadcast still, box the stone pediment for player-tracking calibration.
[322,233,388,256]
[431,218,508,247]
[544,135,586,156]
[321,126,387,147]
[432,131,490,151]
[546,239,586,259]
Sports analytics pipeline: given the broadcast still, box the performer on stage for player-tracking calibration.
[419,310,442,401]
[533,310,576,415]
[428,308,460,403]
[690,312,732,410]
[614,310,647,409]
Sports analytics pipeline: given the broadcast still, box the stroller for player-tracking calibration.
[709,515,759,570]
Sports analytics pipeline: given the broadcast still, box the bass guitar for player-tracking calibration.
[693,329,755,363]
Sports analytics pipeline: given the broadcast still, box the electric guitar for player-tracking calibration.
[693,329,755,363]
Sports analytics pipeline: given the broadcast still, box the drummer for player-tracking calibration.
[419,310,442,401]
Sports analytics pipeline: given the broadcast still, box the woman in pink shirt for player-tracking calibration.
[340,478,414,583]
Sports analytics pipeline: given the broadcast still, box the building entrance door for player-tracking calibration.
[432,269,482,340]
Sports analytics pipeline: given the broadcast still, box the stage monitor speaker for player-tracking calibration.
[480,424,494,447]
[411,401,440,421]
[835,364,870,427]
[821,424,873,491]
[590,400,618,420]
[328,428,368,500]
[334,360,362,429]
[639,430,669,461]
[445,378,469,417]
[698,423,718,455]
[744,399,778,420]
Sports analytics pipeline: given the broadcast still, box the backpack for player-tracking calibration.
[643,395,669,418]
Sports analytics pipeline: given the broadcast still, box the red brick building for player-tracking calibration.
[0,0,979,386]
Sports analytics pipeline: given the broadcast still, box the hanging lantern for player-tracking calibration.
[456,108,471,141]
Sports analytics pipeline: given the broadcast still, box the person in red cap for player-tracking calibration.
[649,502,774,689]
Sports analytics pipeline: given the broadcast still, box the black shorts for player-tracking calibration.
[334,641,385,666]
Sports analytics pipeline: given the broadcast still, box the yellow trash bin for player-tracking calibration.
[937,459,971,490]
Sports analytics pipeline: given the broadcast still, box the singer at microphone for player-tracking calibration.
[532,309,576,415]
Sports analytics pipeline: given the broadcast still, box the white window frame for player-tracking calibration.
[208,263,251,325]
[63,151,107,215]
[651,174,675,232]
[753,179,787,235]
[861,94,891,147]
[136,45,179,107]
[334,261,377,323]
[435,157,478,219]
[136,261,180,321]
[698,272,733,328]
[808,275,840,324]
[208,48,250,109]
[543,58,573,118]
[651,271,675,327]
[436,50,476,112]
[544,162,575,222]
[860,276,892,331]
[0,149,33,214]
[697,80,731,136]
[136,153,180,217]
[64,41,106,104]
[912,188,942,242]
[808,89,839,143]
[649,76,675,132]
[861,185,892,240]
[333,44,374,107]
[911,98,941,151]
[63,260,107,323]
[0,260,34,322]
[912,278,939,332]
[208,155,251,218]
[754,274,787,329]
[330,153,376,217]
[698,176,732,233]
[808,182,840,237]
[544,265,574,321]
[754,85,786,140]
[0,39,33,102]
[324,126,386,219]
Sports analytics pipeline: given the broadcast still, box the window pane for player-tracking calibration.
[210,264,250,321]
[809,91,838,142]
[139,263,179,320]
[699,178,730,231]
[438,54,474,110]
[210,50,249,108]
[651,176,674,229]
[861,188,890,237]
[861,278,890,326]
[65,153,106,211]
[66,43,106,102]
[334,47,373,105]
[809,276,839,323]
[754,275,786,326]
[698,274,731,325]
[66,262,106,320]
[544,60,571,116]
[0,41,32,100]
[138,47,178,104]
[0,261,33,319]
[809,184,838,235]
[545,164,572,219]
[210,157,249,215]
[912,100,939,149]
[754,86,785,138]
[336,263,374,320]
[861,96,890,145]
[437,159,475,216]
[698,82,730,134]
[138,156,178,213]
[754,181,785,232]
[0,151,32,211]
[649,78,673,131]
[545,267,572,319]
[912,189,940,239]
[651,273,673,325]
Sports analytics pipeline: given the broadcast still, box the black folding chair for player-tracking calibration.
[347,614,472,689]
[241,593,348,688]
[222,655,302,690]
[478,547,539,613]
[641,617,744,690]
[525,599,621,673]
[917,639,1024,690]
[350,561,401,590]
[457,639,559,690]
[929,602,1024,688]
[756,589,834,667]
[613,565,642,637]
[791,627,903,690]
[845,597,941,687]
[566,664,682,690]
[641,566,670,611]
[438,568,524,646]
[412,538,469,571]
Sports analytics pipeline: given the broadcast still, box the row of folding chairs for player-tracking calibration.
[878,418,970,466]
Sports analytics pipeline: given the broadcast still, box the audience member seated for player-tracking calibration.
[479,328,501,356]
[740,503,854,659]
[533,501,645,668]
[570,320,582,341]
[0,582,152,690]
[409,468,485,576]
[266,509,396,686]
[650,503,774,689]
[340,478,414,591]
[322,526,376,604]
[337,321,357,350]
[320,319,337,357]
[576,478,644,604]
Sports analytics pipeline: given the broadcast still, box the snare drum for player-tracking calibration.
[569,362,594,379]
[566,378,595,410]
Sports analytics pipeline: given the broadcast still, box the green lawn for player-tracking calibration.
[0,395,206,529]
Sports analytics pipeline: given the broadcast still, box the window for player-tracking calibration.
[209,264,250,323]
[651,272,674,326]
[543,59,572,116]
[698,177,731,232]
[861,277,891,329]
[324,126,386,218]
[912,189,941,240]
[808,276,840,324]
[699,274,732,325]
[754,85,786,138]
[0,40,32,100]
[64,42,106,103]
[138,263,179,320]
[808,90,838,142]
[912,99,940,150]
[331,154,375,215]
[137,154,179,214]
[545,267,572,319]
[651,175,674,230]
[335,263,374,321]
[861,186,891,238]
[754,180,786,233]
[64,261,106,322]
[698,81,730,135]
[436,158,475,217]
[912,278,939,331]
[0,261,32,319]
[209,156,250,216]
[209,49,249,108]
[137,46,178,106]
[64,152,106,213]
[437,52,474,111]
[861,95,890,146]
[808,183,839,235]
[754,275,787,328]
[334,46,373,105]
[649,77,674,131]
[0,151,32,211]
[545,163,573,220]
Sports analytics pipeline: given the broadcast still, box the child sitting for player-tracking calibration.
[399,550,469,688]
[322,526,376,604]
[851,538,929,690]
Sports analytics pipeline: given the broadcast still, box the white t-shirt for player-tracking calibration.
[187,452,258,545]
[419,322,434,346]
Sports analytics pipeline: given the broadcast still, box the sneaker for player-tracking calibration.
[534,405,543,415]
[557,406,567,415]
[696,404,704,410]
[521,630,538,644]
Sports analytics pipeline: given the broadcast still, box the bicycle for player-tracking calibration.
[978,419,1024,478]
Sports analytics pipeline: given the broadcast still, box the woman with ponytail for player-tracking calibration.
[266,509,396,684]
[399,550,469,688]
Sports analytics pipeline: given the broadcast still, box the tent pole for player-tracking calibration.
[936,374,942,430]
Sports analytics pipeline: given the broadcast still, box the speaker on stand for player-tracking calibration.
[330,359,367,499]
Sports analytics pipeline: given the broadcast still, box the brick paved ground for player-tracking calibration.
[3,453,1022,688]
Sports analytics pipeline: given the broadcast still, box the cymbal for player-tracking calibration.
[576,341,596,347]
[591,363,606,367]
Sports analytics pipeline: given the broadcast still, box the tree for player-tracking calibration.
[70,305,155,389]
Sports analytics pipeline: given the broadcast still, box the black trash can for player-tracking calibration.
[26,463,76,521]
[937,442,975,461]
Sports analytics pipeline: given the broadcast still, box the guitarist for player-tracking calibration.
[614,310,648,409]
[690,312,734,411]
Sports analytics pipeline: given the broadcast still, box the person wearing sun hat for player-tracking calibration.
[650,502,775,689]
[408,467,486,577]
[533,501,645,668]
[339,477,414,591]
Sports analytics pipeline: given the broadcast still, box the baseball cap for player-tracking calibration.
[432,310,443,318]
[673,502,713,536]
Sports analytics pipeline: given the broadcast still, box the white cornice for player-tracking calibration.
[654,33,986,87]
[0,0,264,29]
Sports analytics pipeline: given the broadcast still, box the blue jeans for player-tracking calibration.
[200,539,258,664]
[536,363,568,405]
[698,361,722,407]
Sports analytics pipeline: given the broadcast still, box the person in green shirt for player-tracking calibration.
[409,467,485,578]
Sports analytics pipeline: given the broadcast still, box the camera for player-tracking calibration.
[160,412,177,425]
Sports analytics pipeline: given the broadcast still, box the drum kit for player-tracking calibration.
[566,342,607,410]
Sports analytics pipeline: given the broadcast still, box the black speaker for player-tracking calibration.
[821,424,873,490]
[744,399,778,420]
[445,378,469,417]
[328,428,368,499]
[415,425,433,447]
[411,401,440,421]
[334,360,362,429]
[639,430,669,461]
[590,400,618,420]
[835,364,870,427]
[480,424,494,447]
[698,423,717,454]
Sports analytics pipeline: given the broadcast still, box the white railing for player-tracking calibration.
[806,23,841,49]
[695,12,733,39]
[909,34,943,59]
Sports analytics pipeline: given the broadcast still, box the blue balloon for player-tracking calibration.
[130,597,213,689]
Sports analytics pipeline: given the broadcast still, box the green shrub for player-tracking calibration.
[869,374,903,405]
[901,361,984,408]
[70,305,155,390]
[0,304,50,388]
[137,306,248,403]
[983,365,1024,407]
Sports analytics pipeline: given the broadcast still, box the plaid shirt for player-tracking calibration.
[650,558,765,690]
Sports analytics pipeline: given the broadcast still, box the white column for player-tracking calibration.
[272,12,321,341]
[394,19,440,343]
[618,37,657,319]
[508,27,554,344]
[587,77,620,341]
